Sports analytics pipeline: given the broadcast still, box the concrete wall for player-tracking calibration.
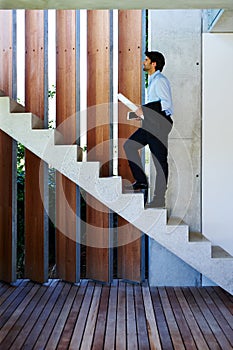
[148,10,203,286]
[202,33,233,257]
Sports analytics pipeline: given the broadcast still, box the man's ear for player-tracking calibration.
[152,61,157,69]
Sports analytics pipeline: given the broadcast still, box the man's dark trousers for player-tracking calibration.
[123,103,173,204]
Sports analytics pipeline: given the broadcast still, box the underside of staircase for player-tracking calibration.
[0,93,233,295]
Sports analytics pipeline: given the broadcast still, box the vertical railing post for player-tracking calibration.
[85,10,113,283]
[0,10,17,283]
[56,10,80,283]
[117,10,145,282]
[24,10,48,283]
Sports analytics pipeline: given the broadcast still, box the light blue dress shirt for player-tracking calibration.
[147,70,173,116]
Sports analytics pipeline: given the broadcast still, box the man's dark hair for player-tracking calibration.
[145,51,165,72]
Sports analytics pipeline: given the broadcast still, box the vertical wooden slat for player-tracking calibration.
[56,10,79,283]
[24,10,48,283]
[0,11,13,94]
[0,10,16,283]
[85,10,112,283]
[117,10,144,282]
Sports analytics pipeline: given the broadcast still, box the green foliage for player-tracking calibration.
[17,143,25,278]
[17,143,25,172]
[48,119,55,129]
[48,84,56,99]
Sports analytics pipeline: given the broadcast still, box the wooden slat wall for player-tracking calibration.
[56,10,79,283]
[0,10,144,284]
[117,10,144,282]
[24,10,48,283]
[85,10,112,283]
[0,10,16,282]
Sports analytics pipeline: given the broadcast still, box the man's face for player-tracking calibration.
[143,56,156,74]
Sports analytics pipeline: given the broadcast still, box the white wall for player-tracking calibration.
[149,10,203,286]
[202,33,233,256]
[149,10,202,232]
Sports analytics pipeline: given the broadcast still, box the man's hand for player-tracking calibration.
[135,106,144,120]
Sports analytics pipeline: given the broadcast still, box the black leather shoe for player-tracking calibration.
[125,181,148,190]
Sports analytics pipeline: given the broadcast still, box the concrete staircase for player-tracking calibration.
[0,94,233,295]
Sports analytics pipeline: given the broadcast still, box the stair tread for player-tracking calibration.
[212,246,233,259]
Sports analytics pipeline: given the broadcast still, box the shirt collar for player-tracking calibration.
[149,69,160,80]
[148,70,161,83]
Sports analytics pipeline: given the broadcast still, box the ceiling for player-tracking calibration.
[209,9,233,31]
[0,0,233,10]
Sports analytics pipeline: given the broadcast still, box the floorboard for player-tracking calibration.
[69,281,95,349]
[126,283,138,350]
[158,287,185,350]
[56,280,88,350]
[0,280,232,349]
[166,287,197,350]
[190,287,232,350]
[134,284,150,349]
[182,287,221,350]
[103,279,118,350]
[150,286,174,350]
[92,284,110,350]
[115,281,127,349]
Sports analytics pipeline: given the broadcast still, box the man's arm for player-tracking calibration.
[156,77,173,115]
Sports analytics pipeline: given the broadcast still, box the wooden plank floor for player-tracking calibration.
[0,280,232,349]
